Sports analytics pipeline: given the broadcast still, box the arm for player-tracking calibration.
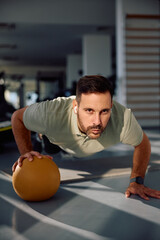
[11,107,52,171]
[125,132,160,200]
[131,132,151,179]
[11,107,33,155]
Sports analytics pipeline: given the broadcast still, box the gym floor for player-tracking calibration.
[0,130,160,240]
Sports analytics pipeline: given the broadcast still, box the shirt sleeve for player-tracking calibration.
[120,108,143,146]
[23,101,48,134]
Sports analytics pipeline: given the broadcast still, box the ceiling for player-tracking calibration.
[0,22,115,67]
[0,0,115,68]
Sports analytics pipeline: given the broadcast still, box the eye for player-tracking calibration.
[101,109,110,114]
[86,108,93,114]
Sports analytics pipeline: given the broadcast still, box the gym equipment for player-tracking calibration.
[12,155,60,201]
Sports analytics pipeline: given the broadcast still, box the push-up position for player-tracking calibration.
[11,75,160,200]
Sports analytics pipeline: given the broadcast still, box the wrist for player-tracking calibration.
[130,176,144,185]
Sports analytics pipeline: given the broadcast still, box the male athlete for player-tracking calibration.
[11,75,160,200]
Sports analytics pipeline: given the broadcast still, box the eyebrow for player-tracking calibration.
[83,107,111,111]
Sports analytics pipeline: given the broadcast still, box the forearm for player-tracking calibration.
[131,132,151,179]
[11,108,33,154]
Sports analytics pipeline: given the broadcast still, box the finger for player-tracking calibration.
[12,161,18,172]
[18,157,24,166]
[45,155,53,159]
[30,151,42,158]
[24,152,35,161]
[17,154,31,166]
[125,190,131,198]
[138,192,149,201]
[147,193,160,199]
[145,189,160,199]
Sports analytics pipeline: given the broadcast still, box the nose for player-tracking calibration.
[93,113,101,126]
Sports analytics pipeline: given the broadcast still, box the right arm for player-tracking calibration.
[11,107,32,155]
[11,107,51,171]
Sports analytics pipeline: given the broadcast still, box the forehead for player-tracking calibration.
[79,92,112,107]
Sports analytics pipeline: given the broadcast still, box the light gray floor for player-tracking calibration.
[0,130,160,240]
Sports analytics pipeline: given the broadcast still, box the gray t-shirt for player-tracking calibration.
[23,96,143,157]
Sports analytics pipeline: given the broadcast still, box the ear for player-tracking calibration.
[73,99,78,114]
[111,101,113,109]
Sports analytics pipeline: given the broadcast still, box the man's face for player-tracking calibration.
[73,92,112,139]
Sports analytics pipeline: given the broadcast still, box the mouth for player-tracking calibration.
[86,125,103,137]
[91,129,101,134]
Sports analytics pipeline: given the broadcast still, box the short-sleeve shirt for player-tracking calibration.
[23,96,143,157]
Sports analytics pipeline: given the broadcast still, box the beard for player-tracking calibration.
[77,112,105,139]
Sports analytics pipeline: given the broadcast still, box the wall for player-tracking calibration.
[123,0,159,14]
[115,0,159,104]
[0,0,115,26]
[83,35,112,77]
[66,54,82,89]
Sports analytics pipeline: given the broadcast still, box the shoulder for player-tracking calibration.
[112,100,126,111]
[26,95,75,113]
[111,100,136,126]
[24,95,75,122]
[111,100,127,119]
[48,95,75,112]
[23,96,75,134]
[43,96,75,122]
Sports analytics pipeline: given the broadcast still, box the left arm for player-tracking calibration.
[125,132,160,200]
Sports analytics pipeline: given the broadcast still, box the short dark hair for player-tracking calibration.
[76,75,114,104]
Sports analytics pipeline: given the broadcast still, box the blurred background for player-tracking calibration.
[0,0,160,152]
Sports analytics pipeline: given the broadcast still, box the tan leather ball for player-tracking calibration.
[12,155,60,201]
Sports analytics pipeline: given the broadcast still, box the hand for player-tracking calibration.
[125,182,160,200]
[12,151,53,172]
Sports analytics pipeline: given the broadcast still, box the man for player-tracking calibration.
[11,75,160,200]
